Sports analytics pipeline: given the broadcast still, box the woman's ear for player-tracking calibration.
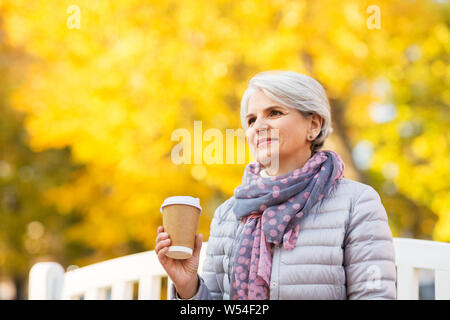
[308,114,323,139]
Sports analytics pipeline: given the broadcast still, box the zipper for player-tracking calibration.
[270,243,279,299]
[227,220,244,288]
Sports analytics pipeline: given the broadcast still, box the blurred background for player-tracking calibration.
[0,0,449,299]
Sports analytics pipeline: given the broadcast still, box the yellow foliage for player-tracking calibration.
[1,0,448,267]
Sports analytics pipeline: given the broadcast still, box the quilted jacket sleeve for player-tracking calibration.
[343,185,397,299]
[170,275,214,300]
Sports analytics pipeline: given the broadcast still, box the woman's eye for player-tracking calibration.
[271,110,282,116]
[248,118,255,125]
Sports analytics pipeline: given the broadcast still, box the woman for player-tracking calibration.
[155,71,397,300]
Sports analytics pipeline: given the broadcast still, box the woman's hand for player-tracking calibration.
[155,226,203,299]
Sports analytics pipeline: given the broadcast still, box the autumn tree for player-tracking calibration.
[0,14,90,299]
[0,0,448,288]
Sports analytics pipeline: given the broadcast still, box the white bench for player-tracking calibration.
[28,238,450,300]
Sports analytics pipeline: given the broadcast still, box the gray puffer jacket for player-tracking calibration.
[170,178,397,299]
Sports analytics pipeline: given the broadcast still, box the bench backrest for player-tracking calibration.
[28,238,450,300]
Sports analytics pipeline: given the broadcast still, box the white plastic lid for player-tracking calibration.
[160,196,202,215]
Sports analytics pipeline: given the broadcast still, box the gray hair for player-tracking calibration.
[240,71,333,154]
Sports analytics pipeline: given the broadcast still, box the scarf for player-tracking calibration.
[230,150,345,300]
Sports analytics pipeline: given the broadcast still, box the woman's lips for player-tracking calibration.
[257,138,278,148]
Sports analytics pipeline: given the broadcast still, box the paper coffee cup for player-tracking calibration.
[160,196,202,259]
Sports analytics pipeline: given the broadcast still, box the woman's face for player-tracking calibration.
[245,90,320,169]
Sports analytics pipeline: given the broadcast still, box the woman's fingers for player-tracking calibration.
[157,246,169,265]
[155,237,171,254]
[155,228,171,265]
[156,231,169,243]
[156,226,166,239]
[155,227,171,259]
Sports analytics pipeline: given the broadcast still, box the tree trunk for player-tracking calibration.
[13,274,26,300]
[300,49,366,183]
[328,97,368,183]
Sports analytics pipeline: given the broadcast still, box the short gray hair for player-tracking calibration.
[240,70,333,154]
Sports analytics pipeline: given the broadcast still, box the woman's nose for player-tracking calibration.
[253,117,270,132]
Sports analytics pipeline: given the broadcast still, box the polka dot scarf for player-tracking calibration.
[230,150,345,300]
